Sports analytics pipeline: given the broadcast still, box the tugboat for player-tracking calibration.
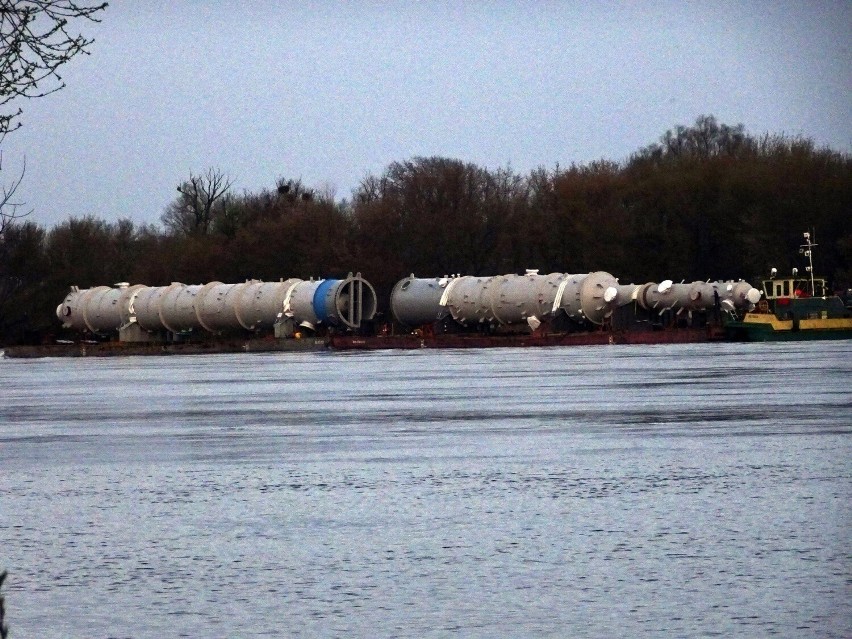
[725,231,852,341]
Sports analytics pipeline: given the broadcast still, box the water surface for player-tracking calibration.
[2,341,850,637]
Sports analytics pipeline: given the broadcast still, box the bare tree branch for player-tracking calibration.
[0,0,108,135]
[161,167,234,236]
[0,151,30,237]
[0,1,107,237]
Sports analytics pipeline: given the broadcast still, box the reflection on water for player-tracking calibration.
[2,341,851,638]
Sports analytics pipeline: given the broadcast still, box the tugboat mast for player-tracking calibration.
[801,231,817,297]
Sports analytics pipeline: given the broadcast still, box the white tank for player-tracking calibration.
[157,284,204,333]
[56,286,110,331]
[286,280,321,329]
[194,282,243,332]
[133,284,175,332]
[443,276,497,325]
[56,284,143,333]
[235,279,302,330]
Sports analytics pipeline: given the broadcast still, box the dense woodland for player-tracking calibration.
[1,116,851,344]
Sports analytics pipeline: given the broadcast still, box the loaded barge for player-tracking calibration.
[5,233,849,359]
[4,267,756,358]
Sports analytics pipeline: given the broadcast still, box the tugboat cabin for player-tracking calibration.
[761,274,827,301]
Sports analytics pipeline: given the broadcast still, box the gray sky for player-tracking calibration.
[4,0,850,229]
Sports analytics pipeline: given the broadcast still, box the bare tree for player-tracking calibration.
[0,0,107,238]
[0,152,28,236]
[0,0,108,136]
[161,168,234,236]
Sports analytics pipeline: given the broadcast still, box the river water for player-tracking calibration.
[1,341,850,638]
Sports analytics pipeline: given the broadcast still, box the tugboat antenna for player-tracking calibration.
[801,230,817,297]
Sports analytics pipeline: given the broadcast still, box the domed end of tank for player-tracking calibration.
[579,271,620,325]
[746,287,762,304]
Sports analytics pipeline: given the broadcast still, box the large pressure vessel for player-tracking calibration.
[389,270,638,329]
[285,273,377,329]
[56,283,145,333]
[231,279,302,331]
[158,283,205,333]
[193,281,239,332]
[57,285,109,331]
[489,272,566,325]
[637,279,761,312]
[390,276,452,327]
[132,284,178,332]
[443,276,497,325]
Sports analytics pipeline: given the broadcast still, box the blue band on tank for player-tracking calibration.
[312,279,338,323]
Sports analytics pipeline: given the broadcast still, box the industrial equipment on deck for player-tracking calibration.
[390,271,760,331]
[57,273,377,342]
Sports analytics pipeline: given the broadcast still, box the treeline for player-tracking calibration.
[1,116,850,344]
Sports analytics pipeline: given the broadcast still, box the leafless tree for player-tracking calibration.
[0,152,29,237]
[161,168,234,236]
[0,0,108,136]
[0,0,107,237]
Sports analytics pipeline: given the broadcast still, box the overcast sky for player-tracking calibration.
[4,1,850,229]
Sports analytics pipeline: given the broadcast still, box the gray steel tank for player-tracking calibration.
[553,271,636,325]
[637,279,761,312]
[389,270,638,329]
[390,276,453,327]
[489,271,567,325]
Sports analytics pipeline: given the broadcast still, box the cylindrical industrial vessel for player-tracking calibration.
[133,284,178,332]
[192,281,235,332]
[285,273,377,329]
[556,271,626,325]
[727,281,762,308]
[636,280,693,312]
[117,284,147,327]
[390,270,636,329]
[56,283,145,333]
[390,276,453,327]
[317,273,377,328]
[232,279,302,331]
[158,284,206,333]
[56,286,111,332]
[443,276,498,325]
[638,279,761,312]
[490,272,567,325]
